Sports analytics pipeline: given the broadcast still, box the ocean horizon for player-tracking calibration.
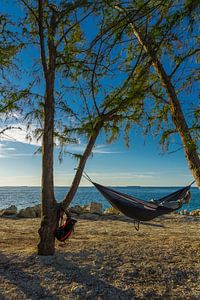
[0,186,199,212]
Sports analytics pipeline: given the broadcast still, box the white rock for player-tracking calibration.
[103,206,120,215]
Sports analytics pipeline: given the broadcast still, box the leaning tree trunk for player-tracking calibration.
[62,122,103,209]
[129,23,200,188]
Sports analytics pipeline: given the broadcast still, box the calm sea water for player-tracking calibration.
[0,186,199,212]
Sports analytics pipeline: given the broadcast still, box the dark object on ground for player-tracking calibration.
[55,218,77,242]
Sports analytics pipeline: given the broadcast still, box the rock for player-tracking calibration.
[17,204,41,218]
[70,205,86,214]
[32,204,41,217]
[88,202,102,214]
[189,209,200,216]
[180,209,189,216]
[0,205,17,216]
[103,206,121,215]
[0,209,5,216]
[70,203,103,215]
[17,207,37,218]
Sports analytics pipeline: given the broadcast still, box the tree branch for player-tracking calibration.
[170,48,200,78]
[56,10,93,48]
[148,86,169,105]
[91,38,103,116]
[20,0,39,22]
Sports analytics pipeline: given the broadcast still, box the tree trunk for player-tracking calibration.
[37,88,58,255]
[37,3,58,255]
[37,90,57,255]
[62,122,103,209]
[130,23,200,188]
[37,203,58,256]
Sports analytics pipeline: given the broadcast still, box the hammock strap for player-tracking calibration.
[73,167,93,183]
[189,180,195,186]
[59,203,71,226]
[82,171,93,183]
[134,220,140,231]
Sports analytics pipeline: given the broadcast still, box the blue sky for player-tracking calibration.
[0,1,198,187]
[0,125,195,186]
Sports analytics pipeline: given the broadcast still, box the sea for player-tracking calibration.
[0,186,199,212]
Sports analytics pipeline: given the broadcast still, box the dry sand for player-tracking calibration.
[0,214,200,299]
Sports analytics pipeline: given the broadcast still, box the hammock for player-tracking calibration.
[83,173,194,223]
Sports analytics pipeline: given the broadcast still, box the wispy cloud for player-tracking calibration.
[0,141,41,159]
[0,154,8,158]
[0,111,121,155]
[0,118,120,156]
[0,143,17,158]
[11,153,40,157]
[0,124,40,146]
[87,171,156,179]
[92,145,121,154]
[65,144,121,155]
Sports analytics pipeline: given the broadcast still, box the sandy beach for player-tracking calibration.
[0,214,200,299]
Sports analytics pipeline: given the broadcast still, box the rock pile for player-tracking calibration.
[17,204,41,218]
[189,209,200,216]
[0,202,104,218]
[179,209,200,216]
[1,203,200,219]
[70,202,103,215]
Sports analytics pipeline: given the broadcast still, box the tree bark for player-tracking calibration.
[129,23,200,188]
[62,122,103,209]
[37,88,57,255]
[37,2,58,255]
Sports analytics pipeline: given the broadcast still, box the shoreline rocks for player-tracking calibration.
[189,209,200,216]
[103,206,121,216]
[0,203,200,219]
[17,204,41,218]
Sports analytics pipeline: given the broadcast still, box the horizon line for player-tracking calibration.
[0,184,197,188]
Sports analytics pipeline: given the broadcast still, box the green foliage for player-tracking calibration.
[0,14,19,66]
[0,45,18,69]
[0,14,26,140]
[1,0,199,160]
[98,0,199,153]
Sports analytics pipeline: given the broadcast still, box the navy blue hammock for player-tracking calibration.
[83,173,194,229]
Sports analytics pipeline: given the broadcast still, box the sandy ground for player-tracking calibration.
[0,214,200,300]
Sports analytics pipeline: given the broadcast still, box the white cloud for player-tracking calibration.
[0,154,8,158]
[0,141,41,159]
[0,143,17,158]
[65,143,121,155]
[0,119,120,155]
[0,124,41,146]
[87,171,156,179]
[92,145,121,154]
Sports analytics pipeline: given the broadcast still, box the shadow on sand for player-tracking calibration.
[0,251,136,299]
[77,213,166,228]
[0,252,59,299]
